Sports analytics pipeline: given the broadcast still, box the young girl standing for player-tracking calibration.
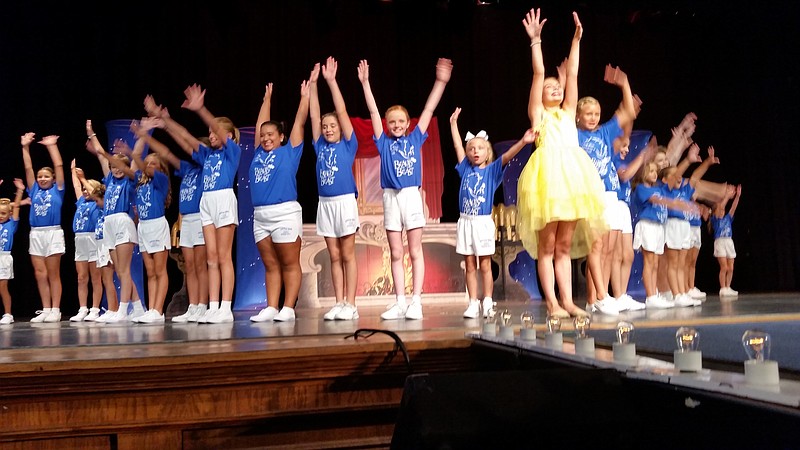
[450,107,533,319]
[0,180,26,325]
[69,161,103,322]
[310,57,361,321]
[515,9,604,319]
[22,133,67,323]
[359,57,453,320]
[248,72,310,323]
[711,184,741,298]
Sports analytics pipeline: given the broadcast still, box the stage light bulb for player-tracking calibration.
[675,327,700,352]
[573,315,591,339]
[616,321,634,344]
[500,309,512,327]
[485,304,497,324]
[520,311,534,329]
[546,314,562,333]
[742,329,771,362]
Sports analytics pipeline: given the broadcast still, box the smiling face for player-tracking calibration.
[321,113,341,143]
[643,162,659,185]
[259,122,283,151]
[542,77,563,107]
[143,154,162,177]
[385,106,410,138]
[37,168,54,189]
[465,138,493,168]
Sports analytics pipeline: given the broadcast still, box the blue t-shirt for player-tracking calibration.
[612,152,631,204]
[176,161,203,215]
[375,127,427,189]
[577,116,622,193]
[95,211,105,242]
[314,135,358,197]
[456,158,504,216]
[0,218,19,251]
[135,170,170,220]
[28,184,65,227]
[192,138,242,192]
[103,172,136,216]
[249,141,303,207]
[73,197,101,233]
[711,214,734,239]
[663,181,696,220]
[632,184,667,224]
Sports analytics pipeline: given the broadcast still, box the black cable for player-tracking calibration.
[347,328,412,373]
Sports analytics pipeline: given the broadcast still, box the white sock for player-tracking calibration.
[396,296,407,307]
[220,300,232,311]
[51,307,60,313]
[78,306,88,312]
[197,303,208,312]
[119,302,130,315]
[411,294,422,304]
[132,299,145,311]
[209,301,220,311]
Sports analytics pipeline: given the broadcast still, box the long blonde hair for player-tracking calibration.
[137,154,172,209]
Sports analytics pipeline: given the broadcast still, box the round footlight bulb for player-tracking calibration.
[742,329,770,362]
[674,326,702,372]
[500,309,512,327]
[520,311,535,329]
[482,303,498,336]
[616,321,635,344]
[546,314,562,333]
[573,315,591,339]
[676,327,700,351]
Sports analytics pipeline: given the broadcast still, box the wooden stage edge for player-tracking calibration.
[0,329,477,450]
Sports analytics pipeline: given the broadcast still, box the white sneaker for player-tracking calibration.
[646,294,675,309]
[482,298,494,318]
[207,309,234,324]
[44,310,62,323]
[592,296,620,316]
[70,308,89,322]
[463,300,481,319]
[172,305,196,323]
[323,302,345,321]
[188,304,207,322]
[84,308,101,321]
[0,313,13,325]
[128,308,147,322]
[30,309,51,323]
[136,309,165,324]
[674,293,700,307]
[381,301,407,320]
[405,301,423,320]
[619,294,646,311]
[335,303,359,320]
[688,287,706,300]
[250,306,279,323]
[273,307,296,322]
[726,287,739,297]
[198,308,218,324]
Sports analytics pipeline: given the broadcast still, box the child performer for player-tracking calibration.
[0,180,26,325]
[69,161,103,322]
[711,184,741,298]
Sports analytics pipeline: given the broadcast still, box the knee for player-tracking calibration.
[77,272,89,285]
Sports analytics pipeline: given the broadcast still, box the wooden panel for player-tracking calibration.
[0,436,109,450]
[117,429,182,450]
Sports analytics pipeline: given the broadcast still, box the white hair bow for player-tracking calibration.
[464,130,488,142]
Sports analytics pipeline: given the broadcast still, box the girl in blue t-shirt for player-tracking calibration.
[21,132,67,323]
[69,162,103,322]
[248,72,310,324]
[139,109,209,323]
[310,57,361,322]
[711,184,741,298]
[450,107,533,320]
[0,180,26,325]
[359,57,453,321]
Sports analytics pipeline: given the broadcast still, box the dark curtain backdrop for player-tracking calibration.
[1,0,797,318]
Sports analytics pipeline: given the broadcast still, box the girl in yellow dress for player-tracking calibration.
[516,8,606,319]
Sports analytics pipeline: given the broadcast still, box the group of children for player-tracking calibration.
[0,9,741,327]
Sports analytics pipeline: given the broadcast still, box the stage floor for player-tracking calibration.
[2,292,799,367]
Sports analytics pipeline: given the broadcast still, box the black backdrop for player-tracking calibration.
[1,0,797,318]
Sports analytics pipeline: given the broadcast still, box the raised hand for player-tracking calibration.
[572,11,583,41]
[13,178,25,191]
[38,135,59,146]
[144,95,163,117]
[181,84,206,111]
[523,8,546,40]
[633,94,643,116]
[522,128,537,144]
[139,116,159,132]
[322,56,338,81]
[435,58,453,83]
[113,139,132,157]
[357,60,370,84]
[309,63,321,83]
[21,132,36,147]
[706,146,720,165]
[263,83,273,103]
[300,79,310,97]
[687,143,701,163]
[450,107,462,125]
[603,64,628,87]
[556,58,568,87]
[86,120,95,136]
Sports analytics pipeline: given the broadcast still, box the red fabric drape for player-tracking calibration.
[351,117,444,220]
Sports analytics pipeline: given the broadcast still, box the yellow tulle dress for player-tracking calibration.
[516,108,607,259]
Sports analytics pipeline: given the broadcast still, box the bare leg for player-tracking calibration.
[406,227,425,297]
[464,255,478,300]
[387,230,406,297]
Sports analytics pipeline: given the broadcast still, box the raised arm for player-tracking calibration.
[12,179,25,221]
[289,79,311,147]
[20,132,36,189]
[416,58,453,133]
[604,64,636,130]
[255,83,273,149]
[729,184,742,217]
[135,117,181,169]
[449,107,466,164]
[70,159,83,199]
[38,135,65,190]
[523,8,546,128]
[127,121,148,173]
[309,63,322,141]
[181,84,229,147]
[689,146,720,188]
[145,95,199,156]
[358,59,384,139]
[666,112,697,166]
[562,11,583,113]
[618,132,652,183]
[502,128,538,166]
[322,56,354,140]
[674,143,701,179]
[86,120,111,177]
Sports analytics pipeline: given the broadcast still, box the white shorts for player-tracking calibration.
[456,214,496,256]
[0,252,13,280]
[200,189,238,228]
[96,242,112,268]
[618,201,633,234]
[104,212,138,248]
[74,232,99,262]
[137,217,172,253]
[603,191,626,231]
[383,187,426,232]
[665,218,691,250]
[633,220,665,254]
[253,201,302,244]
[316,194,360,238]
[29,226,66,257]
[179,213,206,248]
[713,237,736,258]
[689,225,702,249]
